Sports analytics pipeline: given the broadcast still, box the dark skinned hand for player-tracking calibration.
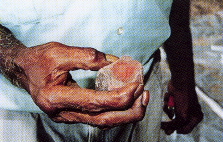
[162,81,203,134]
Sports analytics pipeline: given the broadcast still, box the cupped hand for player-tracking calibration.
[161,81,203,134]
[14,42,149,128]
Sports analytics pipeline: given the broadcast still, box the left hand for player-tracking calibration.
[161,81,203,135]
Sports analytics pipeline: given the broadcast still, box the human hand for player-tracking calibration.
[161,81,203,134]
[13,42,149,128]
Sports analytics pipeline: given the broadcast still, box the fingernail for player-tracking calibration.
[105,54,119,63]
[142,91,149,106]
[134,84,144,98]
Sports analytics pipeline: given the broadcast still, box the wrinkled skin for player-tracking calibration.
[13,42,149,128]
[0,0,203,133]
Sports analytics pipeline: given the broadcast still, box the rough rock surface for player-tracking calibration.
[95,56,143,91]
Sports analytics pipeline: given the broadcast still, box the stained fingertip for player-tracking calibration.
[142,91,149,106]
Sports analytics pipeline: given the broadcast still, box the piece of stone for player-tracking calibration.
[95,56,143,91]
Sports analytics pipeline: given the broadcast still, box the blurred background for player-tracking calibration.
[191,0,222,97]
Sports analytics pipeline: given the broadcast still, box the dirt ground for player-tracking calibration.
[190,0,223,103]
[191,0,223,17]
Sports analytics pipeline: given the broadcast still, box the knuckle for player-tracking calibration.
[134,109,145,121]
[41,43,69,68]
[44,46,60,58]
[85,48,105,65]
[43,42,65,58]
[116,95,132,108]
[51,117,63,123]
[96,116,110,127]
[35,89,57,114]
[51,115,77,124]
[84,48,98,62]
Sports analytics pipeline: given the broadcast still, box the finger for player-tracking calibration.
[161,120,178,135]
[35,82,143,113]
[44,42,118,71]
[177,112,203,134]
[161,119,185,132]
[105,54,119,63]
[163,93,175,119]
[164,92,171,103]
[52,91,149,128]
[142,90,150,106]
[161,120,177,131]
[162,110,203,135]
[163,106,175,120]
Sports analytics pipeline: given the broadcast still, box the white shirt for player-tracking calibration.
[0,0,173,141]
[0,0,172,112]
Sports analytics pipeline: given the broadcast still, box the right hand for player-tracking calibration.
[13,42,149,128]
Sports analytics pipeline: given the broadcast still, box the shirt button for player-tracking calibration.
[117,27,124,35]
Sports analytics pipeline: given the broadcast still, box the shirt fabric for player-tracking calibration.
[0,61,165,142]
[0,0,172,112]
[0,1,173,141]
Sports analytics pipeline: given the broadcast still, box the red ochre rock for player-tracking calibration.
[95,56,143,91]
